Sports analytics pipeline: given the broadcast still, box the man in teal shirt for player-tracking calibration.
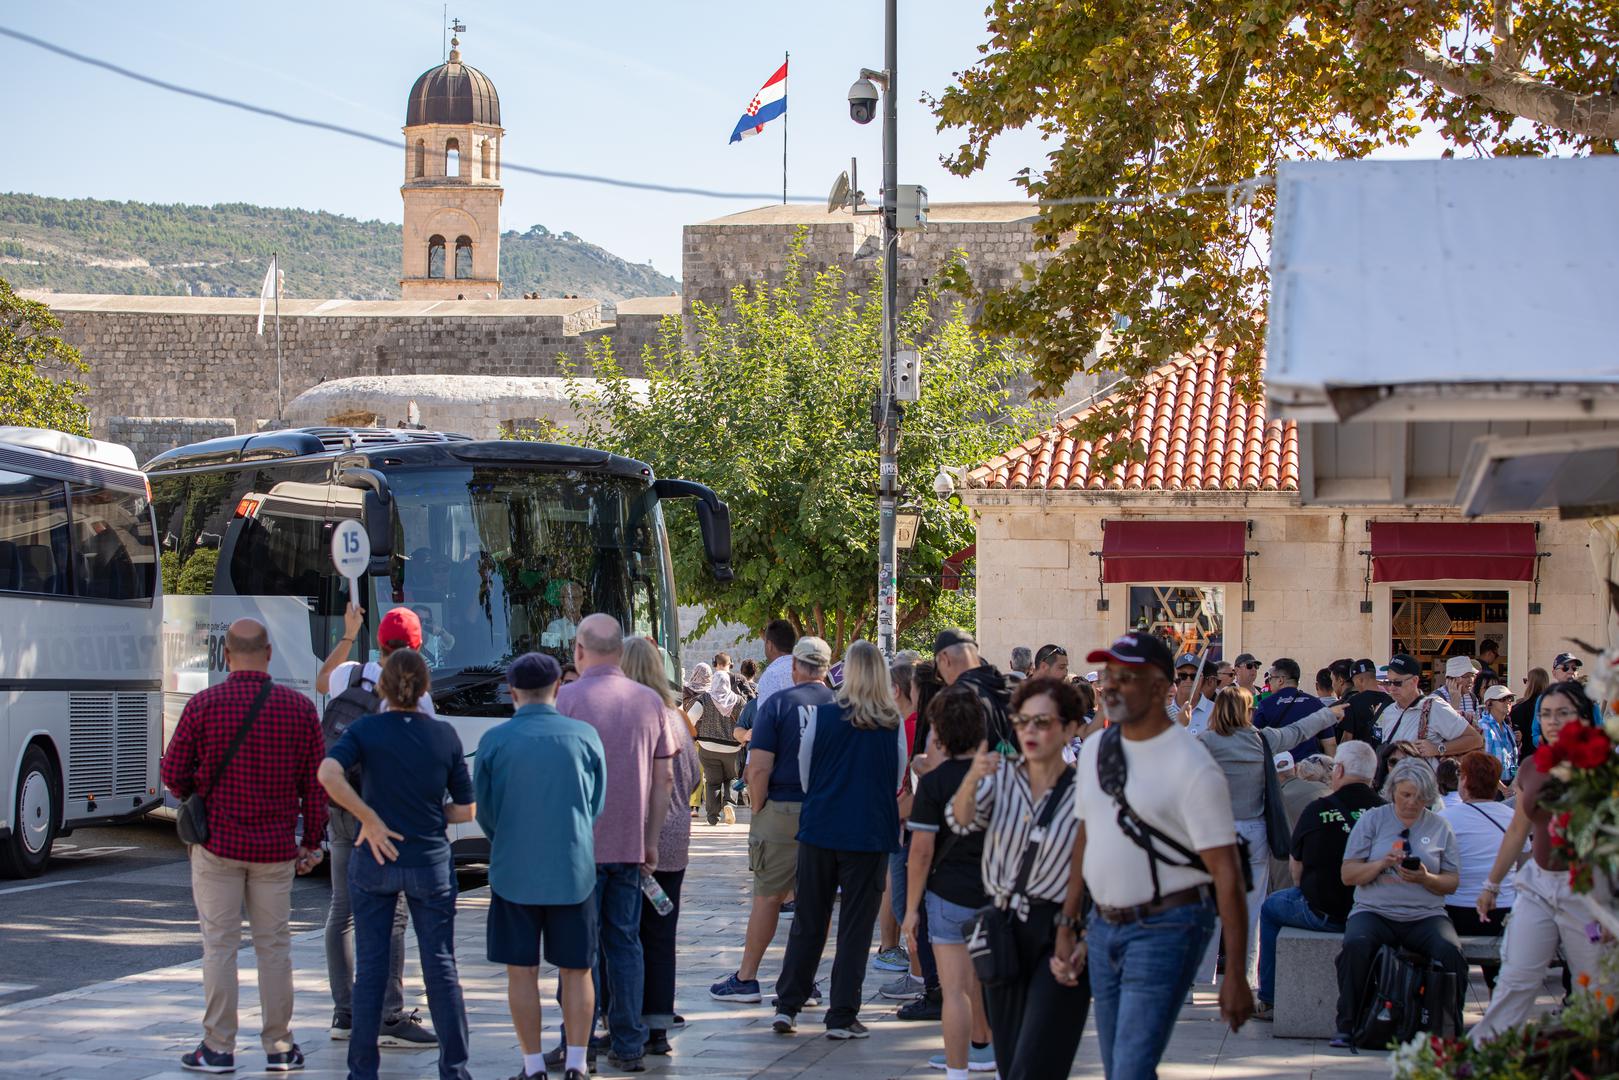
[476,653,606,1080]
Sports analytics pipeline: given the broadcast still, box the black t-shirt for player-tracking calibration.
[907,757,987,909]
[1509,697,1537,752]
[1290,783,1384,922]
[1336,689,1393,744]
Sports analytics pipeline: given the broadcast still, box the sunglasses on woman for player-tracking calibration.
[1011,712,1061,731]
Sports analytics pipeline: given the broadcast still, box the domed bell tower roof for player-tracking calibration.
[405,38,501,127]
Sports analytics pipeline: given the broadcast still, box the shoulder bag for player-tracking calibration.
[962,767,1074,987]
[177,679,274,846]
[1257,728,1292,859]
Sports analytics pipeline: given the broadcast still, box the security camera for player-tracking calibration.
[848,77,879,125]
[933,467,955,498]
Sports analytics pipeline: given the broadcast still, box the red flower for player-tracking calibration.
[1567,726,1613,770]
[1535,742,1566,771]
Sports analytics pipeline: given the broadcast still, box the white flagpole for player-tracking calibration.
[274,252,283,423]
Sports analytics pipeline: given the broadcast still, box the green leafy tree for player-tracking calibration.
[0,276,90,435]
[564,234,1038,656]
[933,0,1616,461]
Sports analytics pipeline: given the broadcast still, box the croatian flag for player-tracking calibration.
[729,61,787,143]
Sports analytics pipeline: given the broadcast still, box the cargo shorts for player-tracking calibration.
[748,799,800,898]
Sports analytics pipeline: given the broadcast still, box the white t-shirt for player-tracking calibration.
[1184,697,1214,738]
[1377,695,1469,745]
[1075,724,1237,908]
[329,660,436,716]
[1440,799,1525,908]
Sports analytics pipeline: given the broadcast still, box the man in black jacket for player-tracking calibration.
[931,629,1015,756]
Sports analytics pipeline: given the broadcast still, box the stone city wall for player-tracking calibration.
[106,417,238,468]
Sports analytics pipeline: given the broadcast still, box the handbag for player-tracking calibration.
[177,679,274,846]
[963,768,1074,987]
[1257,729,1291,859]
[1350,944,1461,1051]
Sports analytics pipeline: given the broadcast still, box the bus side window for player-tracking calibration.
[68,483,158,602]
[0,470,72,596]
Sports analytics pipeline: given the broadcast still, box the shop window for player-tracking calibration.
[427,234,446,278]
[1128,585,1224,658]
[1391,589,1510,685]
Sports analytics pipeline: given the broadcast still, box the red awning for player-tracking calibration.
[941,544,975,591]
[1369,522,1537,582]
[1100,520,1246,583]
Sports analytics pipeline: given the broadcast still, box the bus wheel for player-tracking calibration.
[1,746,59,878]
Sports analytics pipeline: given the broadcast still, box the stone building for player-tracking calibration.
[961,345,1606,686]
[400,35,504,300]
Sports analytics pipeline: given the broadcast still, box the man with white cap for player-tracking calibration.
[1477,683,1521,781]
[1436,655,1482,725]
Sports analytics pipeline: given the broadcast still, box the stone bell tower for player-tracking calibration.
[400,35,503,299]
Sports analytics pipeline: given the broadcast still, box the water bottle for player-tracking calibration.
[641,871,674,916]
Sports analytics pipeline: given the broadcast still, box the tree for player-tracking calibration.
[0,276,90,435]
[933,1,1616,460]
[564,233,1039,656]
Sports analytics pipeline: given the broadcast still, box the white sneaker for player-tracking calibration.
[722,805,736,825]
[772,1012,797,1034]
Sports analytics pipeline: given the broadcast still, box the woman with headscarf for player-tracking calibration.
[686,663,742,826]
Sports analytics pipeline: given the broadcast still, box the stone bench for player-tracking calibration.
[1272,928,1503,1039]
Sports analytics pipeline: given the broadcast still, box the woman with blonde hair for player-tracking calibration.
[1194,684,1340,986]
[770,641,908,1038]
[620,637,700,1055]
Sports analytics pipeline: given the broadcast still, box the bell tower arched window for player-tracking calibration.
[481,140,491,179]
[445,138,460,178]
[414,139,425,178]
[427,235,446,279]
[454,236,473,279]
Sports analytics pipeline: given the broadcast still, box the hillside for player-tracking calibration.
[0,193,679,307]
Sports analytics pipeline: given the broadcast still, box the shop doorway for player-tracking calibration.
[1390,588,1509,685]
[1129,585,1225,659]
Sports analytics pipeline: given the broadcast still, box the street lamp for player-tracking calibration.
[895,505,922,554]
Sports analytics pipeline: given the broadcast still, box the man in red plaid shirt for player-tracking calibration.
[162,618,328,1074]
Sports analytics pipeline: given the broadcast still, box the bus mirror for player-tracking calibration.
[652,478,734,582]
[336,468,394,572]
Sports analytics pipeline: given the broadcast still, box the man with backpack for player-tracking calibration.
[313,603,438,1049]
[1050,631,1254,1078]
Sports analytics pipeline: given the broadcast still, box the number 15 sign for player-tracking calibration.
[331,519,371,604]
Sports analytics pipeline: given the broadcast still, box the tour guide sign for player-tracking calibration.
[331,518,370,604]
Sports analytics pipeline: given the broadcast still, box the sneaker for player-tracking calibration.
[265,1045,305,1072]
[807,981,823,1007]
[896,988,943,1022]
[607,1051,646,1073]
[670,1014,686,1029]
[1253,1000,1274,1022]
[826,1019,870,1040]
[879,972,925,1000]
[779,900,796,916]
[929,1045,997,1072]
[722,805,736,825]
[772,1012,797,1034]
[644,1030,672,1056]
[544,1045,597,1073]
[872,945,910,972]
[180,1043,235,1073]
[710,971,763,1003]
[329,1010,352,1041]
[1328,1032,1354,1049]
[565,1071,589,1080]
[379,1009,438,1047]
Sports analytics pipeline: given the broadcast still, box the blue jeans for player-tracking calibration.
[1257,887,1342,1006]
[1088,900,1216,1080]
[348,856,470,1080]
[592,863,647,1058]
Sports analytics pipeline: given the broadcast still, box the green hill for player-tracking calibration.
[0,193,679,306]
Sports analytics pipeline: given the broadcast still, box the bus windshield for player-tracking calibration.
[381,465,678,690]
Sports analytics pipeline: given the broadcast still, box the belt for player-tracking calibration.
[1095,885,1214,926]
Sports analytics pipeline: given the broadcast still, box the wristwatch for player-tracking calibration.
[1432,737,1448,755]
[1053,911,1081,930]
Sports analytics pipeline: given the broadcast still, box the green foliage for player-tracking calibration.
[159,550,181,596]
[174,548,218,596]
[563,231,1036,655]
[0,275,90,435]
[933,1,1617,463]
[0,194,677,302]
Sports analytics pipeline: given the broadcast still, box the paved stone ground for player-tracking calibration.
[0,815,1564,1079]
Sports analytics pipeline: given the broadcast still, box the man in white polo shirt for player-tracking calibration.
[1051,632,1253,1079]
[1377,653,1482,760]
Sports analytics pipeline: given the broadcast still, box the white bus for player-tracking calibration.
[146,427,731,861]
[0,427,164,878]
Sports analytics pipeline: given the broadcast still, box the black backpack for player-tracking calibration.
[1350,946,1461,1051]
[322,665,380,781]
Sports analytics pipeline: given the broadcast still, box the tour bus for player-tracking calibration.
[146,427,731,861]
[0,427,164,878]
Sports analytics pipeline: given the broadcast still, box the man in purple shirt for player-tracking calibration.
[556,613,677,1072]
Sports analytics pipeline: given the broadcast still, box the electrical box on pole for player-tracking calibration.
[896,185,928,230]
[894,349,920,401]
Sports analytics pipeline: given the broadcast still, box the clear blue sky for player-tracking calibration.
[3,0,1055,282]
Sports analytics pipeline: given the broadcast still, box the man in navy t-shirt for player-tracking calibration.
[318,652,476,1080]
[1253,657,1331,758]
[708,636,835,1004]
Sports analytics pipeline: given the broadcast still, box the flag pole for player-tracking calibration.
[274,251,283,424]
[782,51,788,205]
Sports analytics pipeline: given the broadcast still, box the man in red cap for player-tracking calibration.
[314,603,439,1048]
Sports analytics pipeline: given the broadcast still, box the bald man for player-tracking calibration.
[161,618,329,1074]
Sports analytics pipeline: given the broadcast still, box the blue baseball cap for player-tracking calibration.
[508,652,562,690]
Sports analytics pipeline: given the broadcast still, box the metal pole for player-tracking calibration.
[274,251,283,423]
[782,51,789,205]
[876,0,899,661]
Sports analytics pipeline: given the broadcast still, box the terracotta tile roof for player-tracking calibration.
[971,345,1298,492]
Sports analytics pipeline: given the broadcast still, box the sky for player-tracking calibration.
[1,0,1060,279]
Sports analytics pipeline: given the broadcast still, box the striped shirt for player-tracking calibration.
[945,762,1079,920]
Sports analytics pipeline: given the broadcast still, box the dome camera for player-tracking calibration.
[848,77,879,125]
[933,467,956,498]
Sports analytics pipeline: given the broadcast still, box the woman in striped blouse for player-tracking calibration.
[947,676,1088,1080]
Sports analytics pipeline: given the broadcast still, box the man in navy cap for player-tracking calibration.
[476,653,607,1080]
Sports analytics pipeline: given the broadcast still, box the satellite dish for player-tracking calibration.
[827,171,850,214]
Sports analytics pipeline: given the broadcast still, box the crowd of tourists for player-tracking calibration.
[160,603,1606,1078]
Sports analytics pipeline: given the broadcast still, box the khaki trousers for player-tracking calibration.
[189,845,297,1054]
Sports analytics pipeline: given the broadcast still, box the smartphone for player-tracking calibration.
[1401,855,1423,871]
